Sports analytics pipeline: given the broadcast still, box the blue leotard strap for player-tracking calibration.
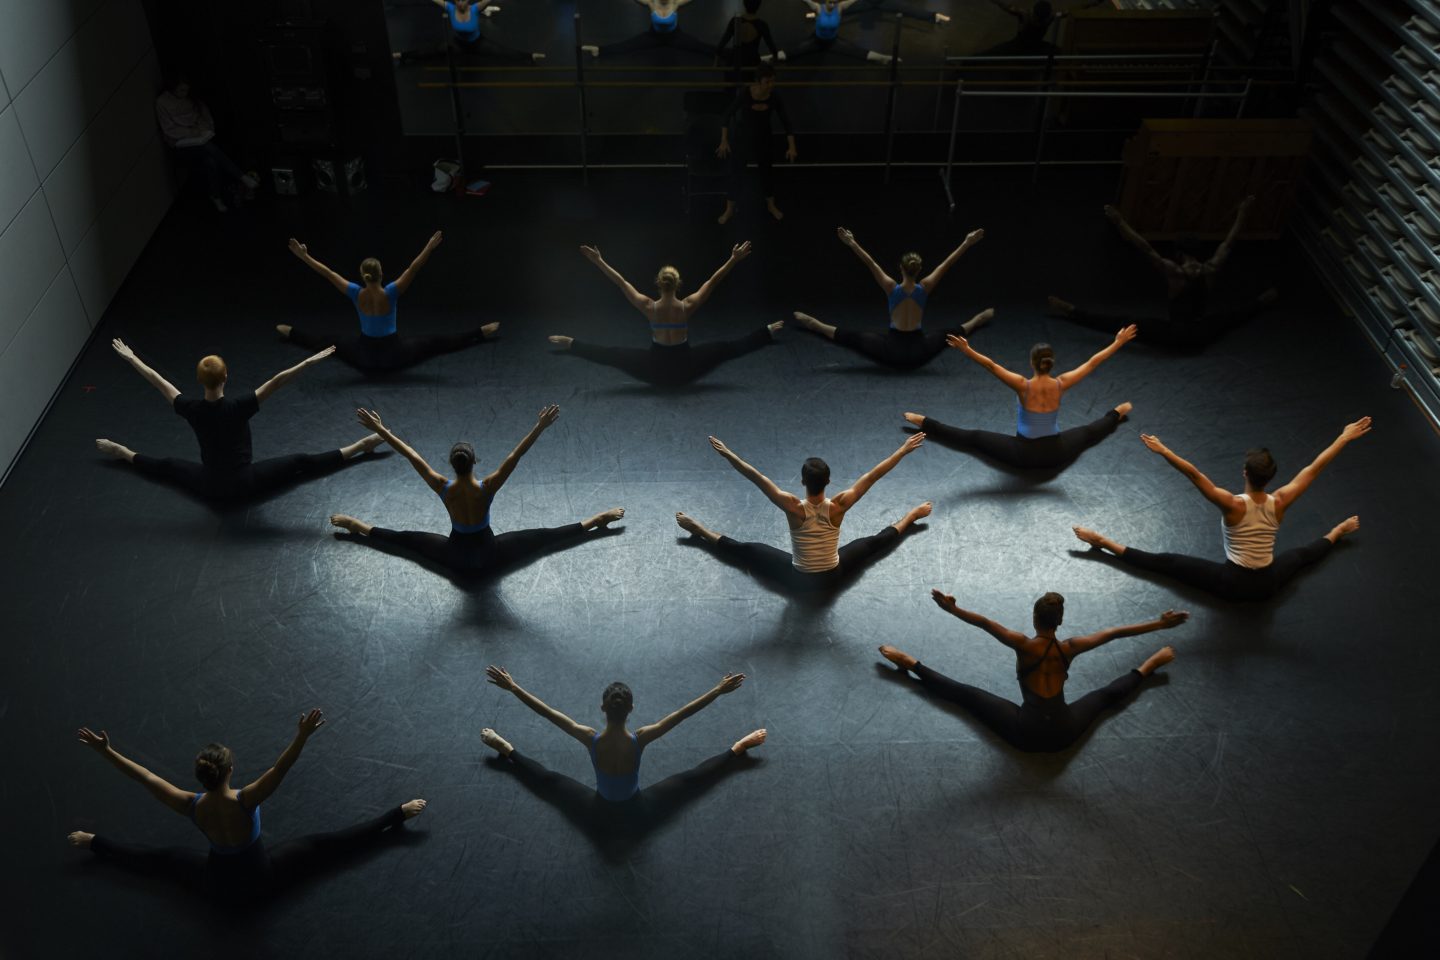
[886,283,927,327]
[815,5,841,39]
[650,7,678,32]
[443,478,492,534]
[589,732,642,802]
[446,2,482,41]
[1015,399,1060,439]
[345,282,400,338]
[189,791,263,855]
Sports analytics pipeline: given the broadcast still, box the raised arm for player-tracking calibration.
[1104,205,1180,277]
[254,346,335,404]
[945,333,1027,392]
[111,339,180,405]
[1140,434,1241,516]
[683,242,751,312]
[1056,324,1137,391]
[1271,417,1371,518]
[1206,195,1255,273]
[486,666,594,745]
[836,227,896,292]
[831,433,925,512]
[357,408,446,493]
[239,709,326,807]
[709,436,802,514]
[77,728,193,816]
[580,245,651,312]
[930,590,1029,650]
[287,239,351,294]
[918,228,984,293]
[393,230,442,295]
[483,404,560,495]
[635,673,745,747]
[1064,609,1189,657]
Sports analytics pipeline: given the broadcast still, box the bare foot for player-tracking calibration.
[675,512,719,543]
[1327,515,1360,541]
[95,439,135,461]
[68,831,94,848]
[1072,526,1120,554]
[767,200,784,221]
[731,729,767,754]
[1047,295,1075,315]
[581,44,598,57]
[401,799,427,819]
[767,320,784,339]
[1138,646,1175,676]
[879,645,918,671]
[903,412,925,427]
[276,324,293,339]
[936,12,950,23]
[586,507,625,529]
[481,727,514,757]
[1258,287,1279,305]
[964,307,995,334]
[481,322,500,338]
[330,514,371,536]
[717,203,736,226]
[548,335,574,350]
[1114,401,1133,420]
[894,501,932,533]
[531,52,545,62]
[792,311,820,331]
[341,433,383,459]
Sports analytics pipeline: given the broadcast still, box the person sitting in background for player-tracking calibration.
[155,77,257,213]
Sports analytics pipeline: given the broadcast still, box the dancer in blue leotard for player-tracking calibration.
[393,0,545,63]
[904,328,1136,470]
[582,0,717,59]
[789,0,895,63]
[329,405,625,578]
[795,227,992,370]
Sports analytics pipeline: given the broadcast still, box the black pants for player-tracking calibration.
[914,663,1146,752]
[132,451,345,500]
[286,326,492,375]
[365,523,588,577]
[788,36,878,62]
[173,142,245,200]
[850,0,944,22]
[397,35,534,64]
[1116,539,1334,601]
[920,410,1121,468]
[565,330,772,385]
[728,124,777,200]
[1063,298,1270,350]
[830,326,966,371]
[601,29,715,58]
[88,806,408,902]
[708,525,900,591]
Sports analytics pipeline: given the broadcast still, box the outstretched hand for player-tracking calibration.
[900,432,926,455]
[715,140,731,159]
[1139,433,1169,456]
[1114,324,1139,345]
[1103,204,1122,223]
[486,665,517,691]
[731,241,752,262]
[356,408,384,432]
[964,227,984,245]
[944,333,969,351]
[930,589,958,612]
[1157,609,1190,629]
[715,672,746,694]
[784,143,798,162]
[836,227,856,247]
[1339,416,1372,443]
[111,338,136,360]
[296,708,326,739]
[287,238,308,258]
[579,245,603,264]
[536,403,561,428]
[425,230,443,250]
[77,727,110,753]
[708,436,734,458]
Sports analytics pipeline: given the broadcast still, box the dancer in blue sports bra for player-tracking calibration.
[795,227,991,370]
[330,405,625,578]
[905,327,1135,470]
[581,0,717,60]
[788,0,895,63]
[480,666,766,816]
[392,0,545,64]
[282,232,500,376]
[68,710,426,902]
[549,242,781,385]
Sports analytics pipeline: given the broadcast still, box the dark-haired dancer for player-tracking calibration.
[68,709,426,901]
[789,1,895,63]
[393,0,546,63]
[904,328,1134,470]
[716,0,782,81]
[281,233,499,375]
[1073,419,1369,601]
[330,405,624,577]
[549,243,779,385]
[794,227,989,370]
[581,0,716,59]
[96,339,380,500]
[717,62,797,223]
[880,591,1185,752]
[676,434,932,590]
[1049,199,1278,350]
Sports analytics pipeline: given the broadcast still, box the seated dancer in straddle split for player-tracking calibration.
[1072,419,1369,601]
[880,591,1186,752]
[548,242,780,385]
[581,0,717,59]
[96,339,380,500]
[794,227,990,370]
[330,405,624,577]
[676,434,932,591]
[281,232,499,375]
[788,0,895,63]
[68,710,426,903]
[904,326,1135,470]
[393,0,546,64]
[481,666,766,818]
[1048,198,1278,350]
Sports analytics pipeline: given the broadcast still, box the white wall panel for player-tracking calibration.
[0,105,39,234]
[44,48,161,254]
[0,191,66,354]
[0,0,104,96]
[0,268,91,472]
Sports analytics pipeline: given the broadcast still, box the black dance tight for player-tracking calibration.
[287,326,492,375]
[709,526,900,590]
[366,523,588,576]
[1116,538,1334,601]
[920,410,1121,468]
[565,330,773,385]
[830,326,968,371]
[131,451,344,500]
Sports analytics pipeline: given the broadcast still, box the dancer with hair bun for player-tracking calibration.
[548,243,779,385]
[1072,419,1369,601]
[281,232,499,375]
[794,227,990,370]
[329,405,625,578]
[904,327,1135,470]
[68,709,426,901]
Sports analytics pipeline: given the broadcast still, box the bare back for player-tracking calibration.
[1014,634,1073,699]
[442,475,494,528]
[645,295,689,346]
[592,727,641,774]
[1020,375,1062,413]
[356,283,390,317]
[889,283,925,332]
[192,789,255,846]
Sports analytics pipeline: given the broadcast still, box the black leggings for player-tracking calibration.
[708,525,900,591]
[914,663,1146,752]
[88,805,408,901]
[365,523,588,577]
[728,124,777,200]
[920,410,1121,468]
[829,326,966,371]
[788,36,879,61]
[286,326,492,375]
[1116,539,1334,601]
[1062,298,1270,350]
[600,29,715,58]
[565,329,772,385]
[132,450,345,500]
[396,35,535,63]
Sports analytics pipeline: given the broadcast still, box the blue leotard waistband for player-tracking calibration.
[1016,400,1060,439]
